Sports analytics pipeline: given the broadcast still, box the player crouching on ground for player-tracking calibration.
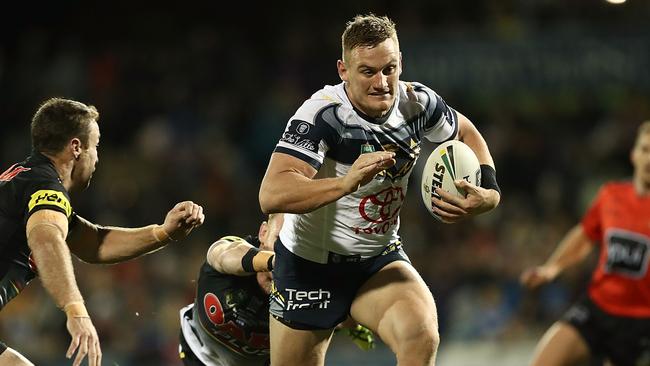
[179,213,374,366]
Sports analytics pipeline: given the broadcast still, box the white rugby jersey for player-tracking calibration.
[274,81,458,263]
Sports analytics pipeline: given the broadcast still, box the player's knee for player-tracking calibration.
[394,324,439,363]
[394,316,440,354]
[414,324,440,353]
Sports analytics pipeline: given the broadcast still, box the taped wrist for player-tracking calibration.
[241,247,275,272]
[480,165,501,195]
[152,225,175,243]
[63,301,89,318]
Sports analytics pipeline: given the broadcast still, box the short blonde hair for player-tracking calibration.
[341,14,397,61]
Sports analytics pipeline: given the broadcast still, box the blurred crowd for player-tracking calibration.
[1,1,649,365]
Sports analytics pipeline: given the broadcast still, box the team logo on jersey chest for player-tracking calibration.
[375,141,420,181]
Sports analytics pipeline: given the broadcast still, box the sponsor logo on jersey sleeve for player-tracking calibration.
[280,120,318,152]
[28,190,72,217]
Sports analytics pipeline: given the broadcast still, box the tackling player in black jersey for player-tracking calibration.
[179,214,375,366]
[0,98,204,366]
[178,214,282,366]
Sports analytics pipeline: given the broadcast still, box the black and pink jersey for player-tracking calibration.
[179,236,269,366]
[0,152,75,310]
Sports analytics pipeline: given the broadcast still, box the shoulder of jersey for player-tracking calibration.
[603,180,634,193]
[293,85,350,124]
[5,162,57,184]
[29,165,63,187]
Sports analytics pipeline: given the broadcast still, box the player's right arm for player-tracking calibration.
[206,236,274,275]
[259,151,395,214]
[520,224,594,289]
[26,209,101,366]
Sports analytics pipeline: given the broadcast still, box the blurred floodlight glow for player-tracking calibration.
[605,0,626,4]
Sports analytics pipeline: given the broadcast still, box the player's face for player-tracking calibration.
[338,37,401,118]
[632,132,650,186]
[72,121,100,191]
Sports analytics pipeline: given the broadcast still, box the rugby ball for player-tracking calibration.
[421,140,481,221]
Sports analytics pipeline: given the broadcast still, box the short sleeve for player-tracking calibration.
[274,104,341,170]
[581,186,605,243]
[410,83,459,143]
[23,180,73,224]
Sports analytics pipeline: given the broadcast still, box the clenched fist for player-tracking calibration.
[161,201,205,240]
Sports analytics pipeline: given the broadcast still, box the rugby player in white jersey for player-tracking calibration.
[259,14,501,366]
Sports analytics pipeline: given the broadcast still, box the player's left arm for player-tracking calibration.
[432,113,500,222]
[66,201,204,264]
[206,236,275,276]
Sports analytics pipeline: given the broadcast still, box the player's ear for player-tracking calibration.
[70,137,82,160]
[258,221,268,243]
[337,59,348,82]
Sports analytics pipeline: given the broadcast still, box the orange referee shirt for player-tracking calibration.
[582,181,650,317]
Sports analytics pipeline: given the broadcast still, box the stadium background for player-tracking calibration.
[1,1,649,365]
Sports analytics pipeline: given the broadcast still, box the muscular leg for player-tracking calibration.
[0,348,35,366]
[528,321,590,366]
[269,315,335,366]
[351,261,439,366]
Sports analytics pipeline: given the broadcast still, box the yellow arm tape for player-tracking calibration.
[28,190,72,218]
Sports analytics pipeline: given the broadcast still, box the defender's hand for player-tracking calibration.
[162,201,205,240]
[341,151,396,194]
[431,180,499,223]
[520,265,559,289]
[66,316,101,366]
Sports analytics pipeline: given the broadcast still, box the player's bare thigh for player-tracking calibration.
[269,315,335,366]
[350,260,438,349]
[528,321,590,366]
[0,348,34,366]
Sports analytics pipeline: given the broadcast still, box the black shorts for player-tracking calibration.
[563,295,650,366]
[270,239,410,330]
[179,329,204,366]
